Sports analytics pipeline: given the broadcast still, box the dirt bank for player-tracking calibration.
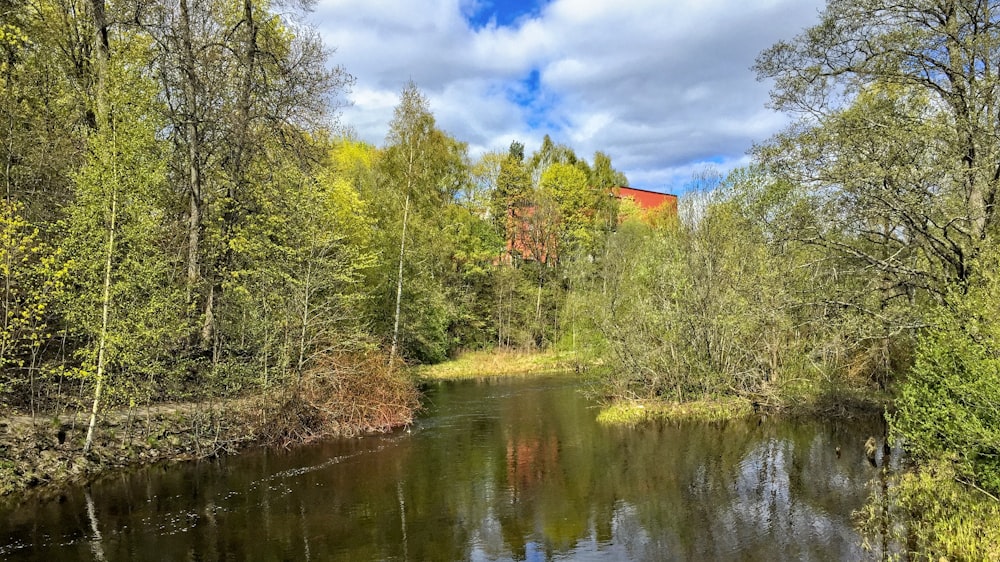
[0,363,420,498]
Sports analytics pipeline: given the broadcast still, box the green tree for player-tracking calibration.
[374,82,474,362]
[468,149,503,214]
[529,134,586,187]
[538,161,599,256]
[138,0,348,357]
[60,28,180,452]
[755,0,1000,311]
[492,142,532,262]
[893,292,1000,496]
[0,200,66,414]
[589,151,628,191]
[1,0,90,222]
[593,168,832,401]
[288,146,378,373]
[381,82,438,360]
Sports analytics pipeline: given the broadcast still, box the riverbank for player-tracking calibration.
[411,349,579,380]
[596,382,891,426]
[2,369,884,560]
[0,358,419,498]
[857,459,1000,560]
[596,397,755,425]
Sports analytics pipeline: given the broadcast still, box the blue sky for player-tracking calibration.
[464,0,547,29]
[310,0,826,194]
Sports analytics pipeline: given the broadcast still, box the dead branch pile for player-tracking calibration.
[241,353,420,448]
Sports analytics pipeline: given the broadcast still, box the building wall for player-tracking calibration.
[501,187,678,264]
[614,186,678,211]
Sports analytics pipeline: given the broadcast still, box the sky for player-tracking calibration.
[307,0,827,194]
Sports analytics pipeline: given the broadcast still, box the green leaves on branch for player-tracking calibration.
[60,47,180,394]
[593,168,849,402]
[893,258,1000,496]
[0,200,67,397]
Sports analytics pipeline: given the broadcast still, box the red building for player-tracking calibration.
[503,203,558,265]
[501,186,678,264]
[613,186,678,212]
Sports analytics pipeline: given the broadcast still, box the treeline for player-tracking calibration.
[592,166,912,404]
[2,0,364,429]
[0,1,631,432]
[586,0,1000,555]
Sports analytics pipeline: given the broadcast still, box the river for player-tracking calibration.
[0,375,896,561]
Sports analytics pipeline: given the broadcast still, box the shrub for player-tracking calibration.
[892,306,1000,496]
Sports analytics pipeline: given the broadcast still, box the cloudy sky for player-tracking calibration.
[308,0,826,193]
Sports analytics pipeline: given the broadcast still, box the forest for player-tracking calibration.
[0,0,634,469]
[3,0,1000,558]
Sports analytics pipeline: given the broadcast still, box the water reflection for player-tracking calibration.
[0,376,891,560]
[84,489,106,562]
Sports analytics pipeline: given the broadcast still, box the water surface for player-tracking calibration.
[0,376,892,560]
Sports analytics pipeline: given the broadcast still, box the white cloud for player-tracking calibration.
[308,0,825,192]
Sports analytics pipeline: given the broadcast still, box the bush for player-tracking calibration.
[242,352,420,447]
[872,461,1000,560]
[892,306,1000,496]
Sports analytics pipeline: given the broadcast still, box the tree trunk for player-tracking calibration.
[297,262,312,376]
[390,194,410,361]
[178,0,202,303]
[496,277,503,348]
[84,188,116,454]
[535,270,543,346]
[83,0,112,456]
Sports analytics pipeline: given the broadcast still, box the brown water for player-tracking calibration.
[0,375,895,561]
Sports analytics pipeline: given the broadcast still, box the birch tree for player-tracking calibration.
[381,83,440,361]
[62,15,177,452]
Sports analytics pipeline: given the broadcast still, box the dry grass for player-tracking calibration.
[596,396,754,426]
[242,352,421,448]
[411,349,579,380]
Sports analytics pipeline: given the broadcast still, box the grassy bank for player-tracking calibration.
[411,349,579,381]
[0,355,419,498]
[596,396,755,425]
[596,378,891,426]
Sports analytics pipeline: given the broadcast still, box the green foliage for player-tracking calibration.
[592,168,826,401]
[589,151,628,191]
[218,145,378,380]
[59,42,182,405]
[493,262,539,349]
[893,278,1000,495]
[0,200,66,400]
[529,134,586,185]
[859,460,1000,561]
[751,3,1000,554]
[755,0,1000,351]
[366,82,516,362]
[539,162,599,255]
[0,0,88,223]
[492,151,532,246]
[399,279,454,363]
[0,0,629,454]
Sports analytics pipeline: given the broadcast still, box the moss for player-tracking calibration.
[596,397,754,426]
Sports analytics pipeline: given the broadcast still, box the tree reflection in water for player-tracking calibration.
[0,376,894,561]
